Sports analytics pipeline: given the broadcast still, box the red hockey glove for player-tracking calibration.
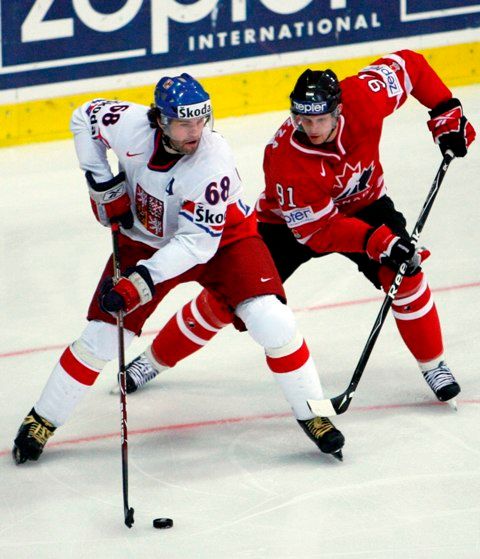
[86,171,134,229]
[427,98,476,158]
[365,225,416,270]
[100,266,155,314]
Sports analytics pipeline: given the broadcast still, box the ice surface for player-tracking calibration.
[1,84,479,559]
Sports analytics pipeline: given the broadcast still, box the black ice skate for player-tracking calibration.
[422,361,460,402]
[13,408,56,464]
[124,352,161,394]
[297,416,345,461]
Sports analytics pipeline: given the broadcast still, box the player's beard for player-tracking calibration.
[168,137,201,155]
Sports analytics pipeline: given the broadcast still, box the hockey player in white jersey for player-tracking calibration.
[13,73,345,464]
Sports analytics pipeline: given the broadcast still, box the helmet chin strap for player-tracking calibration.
[323,109,341,143]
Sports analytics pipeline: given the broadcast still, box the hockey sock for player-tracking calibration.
[35,321,135,426]
[235,295,324,421]
[35,342,105,427]
[379,268,444,363]
[266,332,324,420]
[150,288,233,367]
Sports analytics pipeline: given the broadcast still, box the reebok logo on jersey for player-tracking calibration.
[283,206,315,226]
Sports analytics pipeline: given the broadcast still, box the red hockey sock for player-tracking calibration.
[151,289,233,367]
[379,268,444,362]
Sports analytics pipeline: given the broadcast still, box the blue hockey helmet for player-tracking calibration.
[290,69,341,116]
[154,73,212,121]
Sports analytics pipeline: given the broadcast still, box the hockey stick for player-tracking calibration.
[307,150,455,417]
[111,222,135,528]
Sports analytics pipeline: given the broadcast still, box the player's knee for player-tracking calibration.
[196,289,233,327]
[73,320,135,366]
[235,295,296,349]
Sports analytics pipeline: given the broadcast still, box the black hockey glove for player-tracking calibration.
[365,225,418,272]
[100,266,155,314]
[427,98,476,158]
[86,171,134,229]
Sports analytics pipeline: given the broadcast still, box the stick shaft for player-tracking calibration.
[111,223,134,528]
[308,151,454,416]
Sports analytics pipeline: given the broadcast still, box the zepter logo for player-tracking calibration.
[292,100,329,114]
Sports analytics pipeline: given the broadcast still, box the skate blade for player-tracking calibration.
[447,398,458,411]
[332,449,343,462]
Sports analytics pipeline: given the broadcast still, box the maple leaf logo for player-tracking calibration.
[334,161,375,202]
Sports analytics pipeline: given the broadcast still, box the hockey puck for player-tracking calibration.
[153,518,174,529]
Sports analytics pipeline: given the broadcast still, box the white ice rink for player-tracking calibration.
[1,84,479,559]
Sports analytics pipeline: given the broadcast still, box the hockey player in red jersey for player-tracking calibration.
[120,50,475,406]
[13,74,345,464]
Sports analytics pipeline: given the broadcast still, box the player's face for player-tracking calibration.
[164,117,207,154]
[295,112,339,144]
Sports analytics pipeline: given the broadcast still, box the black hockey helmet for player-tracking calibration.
[290,69,341,116]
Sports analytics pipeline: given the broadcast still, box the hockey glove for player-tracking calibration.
[100,265,155,314]
[365,225,417,271]
[86,171,134,229]
[427,98,476,158]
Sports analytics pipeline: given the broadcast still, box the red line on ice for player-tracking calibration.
[1,280,479,359]
[2,400,479,458]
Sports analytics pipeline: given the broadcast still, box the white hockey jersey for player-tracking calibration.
[70,99,254,284]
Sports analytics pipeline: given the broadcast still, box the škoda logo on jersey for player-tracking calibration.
[180,201,225,237]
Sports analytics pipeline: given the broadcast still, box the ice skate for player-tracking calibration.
[422,361,460,404]
[297,416,345,461]
[111,352,161,395]
[12,408,56,464]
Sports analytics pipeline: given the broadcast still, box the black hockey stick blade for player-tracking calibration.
[307,151,454,417]
[125,507,135,528]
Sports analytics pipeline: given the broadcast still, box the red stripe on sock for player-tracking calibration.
[266,340,310,373]
[59,347,99,386]
[181,303,218,342]
[393,285,431,316]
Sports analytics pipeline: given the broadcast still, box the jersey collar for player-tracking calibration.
[148,129,184,172]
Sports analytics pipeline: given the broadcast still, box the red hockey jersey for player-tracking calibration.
[256,50,452,254]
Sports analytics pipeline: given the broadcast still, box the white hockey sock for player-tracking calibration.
[35,356,94,427]
[271,355,324,420]
[35,321,135,426]
[418,354,445,372]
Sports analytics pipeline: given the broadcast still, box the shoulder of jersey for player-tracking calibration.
[120,102,151,122]
[271,119,294,152]
[198,128,234,163]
